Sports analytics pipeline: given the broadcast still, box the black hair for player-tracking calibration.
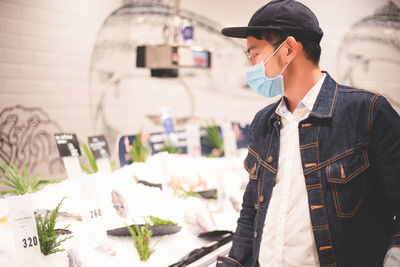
[247,29,321,65]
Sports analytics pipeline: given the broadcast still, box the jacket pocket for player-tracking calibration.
[326,149,369,218]
[243,150,261,180]
[216,256,244,267]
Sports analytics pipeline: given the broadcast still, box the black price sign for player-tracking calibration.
[88,135,110,160]
[22,236,38,248]
[54,133,81,157]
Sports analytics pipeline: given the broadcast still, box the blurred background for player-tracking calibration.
[0,0,399,179]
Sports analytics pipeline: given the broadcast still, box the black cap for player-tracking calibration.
[221,0,323,42]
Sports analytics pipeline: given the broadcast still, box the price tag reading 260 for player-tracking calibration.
[90,208,102,219]
[22,236,38,248]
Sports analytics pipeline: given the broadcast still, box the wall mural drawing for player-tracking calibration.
[88,0,250,161]
[0,105,65,177]
[338,0,400,111]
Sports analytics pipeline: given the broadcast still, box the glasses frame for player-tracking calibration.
[244,38,286,66]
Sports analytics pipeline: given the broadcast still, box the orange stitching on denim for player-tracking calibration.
[306,184,321,190]
[320,245,332,251]
[328,161,368,183]
[328,83,338,116]
[332,174,367,218]
[250,163,256,175]
[266,126,275,159]
[243,152,260,180]
[313,224,329,230]
[304,143,368,175]
[310,83,337,118]
[217,260,223,264]
[218,256,244,267]
[301,123,313,127]
[243,159,257,180]
[305,163,317,168]
[311,205,323,210]
[300,142,318,149]
[248,146,277,174]
[253,169,264,252]
[317,169,336,263]
[327,150,369,183]
[316,126,320,163]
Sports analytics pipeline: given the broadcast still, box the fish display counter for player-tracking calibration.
[0,151,249,267]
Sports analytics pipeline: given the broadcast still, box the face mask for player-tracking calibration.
[246,42,289,98]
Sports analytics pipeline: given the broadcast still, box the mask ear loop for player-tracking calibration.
[263,41,286,65]
[280,61,290,75]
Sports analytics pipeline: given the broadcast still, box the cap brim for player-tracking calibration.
[221,26,284,39]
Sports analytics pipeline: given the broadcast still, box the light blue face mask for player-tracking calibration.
[246,42,289,98]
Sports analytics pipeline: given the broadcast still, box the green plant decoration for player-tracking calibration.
[201,120,224,157]
[130,131,150,163]
[173,188,201,199]
[0,163,61,195]
[80,144,116,174]
[126,223,156,261]
[36,197,72,255]
[80,144,98,174]
[159,141,182,154]
[148,215,177,226]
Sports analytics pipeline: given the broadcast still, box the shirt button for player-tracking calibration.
[267,156,273,163]
[254,231,258,238]
[259,195,264,203]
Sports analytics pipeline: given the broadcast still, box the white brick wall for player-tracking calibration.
[0,0,397,181]
[0,0,122,140]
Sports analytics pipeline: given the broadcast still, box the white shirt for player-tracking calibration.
[259,74,326,267]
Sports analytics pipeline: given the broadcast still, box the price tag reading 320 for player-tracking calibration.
[8,194,42,266]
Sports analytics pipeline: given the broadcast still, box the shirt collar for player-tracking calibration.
[276,73,326,117]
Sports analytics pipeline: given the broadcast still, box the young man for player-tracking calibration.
[217,0,400,266]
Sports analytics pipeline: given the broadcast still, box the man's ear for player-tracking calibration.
[285,36,298,62]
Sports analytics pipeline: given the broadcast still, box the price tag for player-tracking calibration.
[88,135,112,173]
[54,133,81,157]
[77,177,107,245]
[54,133,82,178]
[8,194,42,266]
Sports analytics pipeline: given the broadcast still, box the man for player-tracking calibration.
[216,0,400,266]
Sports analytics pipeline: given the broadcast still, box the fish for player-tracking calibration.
[230,196,241,212]
[94,243,116,257]
[34,210,82,221]
[111,190,128,218]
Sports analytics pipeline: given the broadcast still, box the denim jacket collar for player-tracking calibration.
[268,71,338,124]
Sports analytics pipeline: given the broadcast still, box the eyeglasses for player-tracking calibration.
[244,39,286,66]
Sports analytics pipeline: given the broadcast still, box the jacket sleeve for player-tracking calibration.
[369,95,400,249]
[217,115,263,267]
[216,178,257,267]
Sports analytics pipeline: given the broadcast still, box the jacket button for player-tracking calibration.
[259,195,264,202]
[254,231,258,238]
[267,156,273,163]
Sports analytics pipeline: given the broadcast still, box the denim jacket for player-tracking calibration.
[216,72,400,267]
